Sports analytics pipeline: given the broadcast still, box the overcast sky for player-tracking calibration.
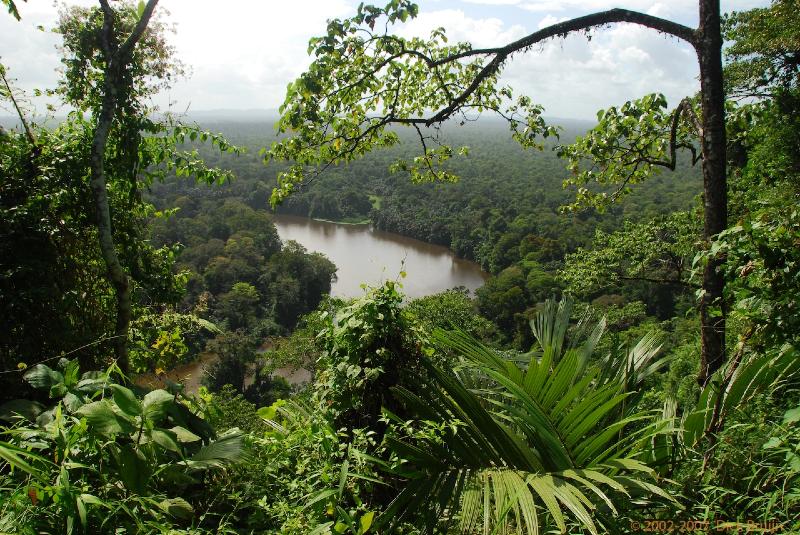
[1,0,768,120]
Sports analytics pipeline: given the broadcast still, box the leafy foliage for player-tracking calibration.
[266,1,557,205]
[0,360,245,534]
[561,211,700,301]
[378,298,672,534]
[723,0,800,97]
[559,94,701,212]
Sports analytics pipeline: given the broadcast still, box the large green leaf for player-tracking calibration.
[113,445,153,494]
[23,364,63,390]
[142,389,174,424]
[0,440,50,482]
[158,497,195,520]
[76,400,136,437]
[186,429,248,470]
[111,384,142,417]
[0,399,45,422]
[149,428,180,453]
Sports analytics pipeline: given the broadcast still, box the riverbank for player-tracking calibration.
[134,348,313,395]
[311,216,369,225]
[271,213,488,298]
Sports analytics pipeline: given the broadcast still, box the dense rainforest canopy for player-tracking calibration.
[1,0,799,533]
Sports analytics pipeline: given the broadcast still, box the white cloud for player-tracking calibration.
[397,9,527,47]
[472,12,703,118]
[0,0,771,120]
[462,0,522,5]
[518,0,768,22]
[1,0,355,113]
[537,14,567,29]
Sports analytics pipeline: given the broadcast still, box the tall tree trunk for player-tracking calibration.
[89,0,159,374]
[90,61,132,372]
[694,0,727,386]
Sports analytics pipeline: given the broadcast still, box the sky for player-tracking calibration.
[0,0,769,120]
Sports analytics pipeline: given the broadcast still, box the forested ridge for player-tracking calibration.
[1,0,799,534]
[152,117,701,271]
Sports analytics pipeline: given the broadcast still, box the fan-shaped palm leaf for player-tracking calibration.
[379,298,674,534]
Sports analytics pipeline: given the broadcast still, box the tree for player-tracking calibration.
[561,211,700,302]
[203,330,258,394]
[1,2,239,380]
[52,1,238,372]
[267,0,728,385]
[82,0,160,371]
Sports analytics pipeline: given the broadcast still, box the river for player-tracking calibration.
[137,215,486,391]
[270,214,488,299]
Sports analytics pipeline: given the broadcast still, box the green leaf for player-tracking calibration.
[23,364,63,391]
[114,445,153,494]
[79,493,104,506]
[142,389,174,423]
[111,384,142,417]
[0,441,49,481]
[62,359,80,388]
[0,399,45,422]
[63,392,85,412]
[783,406,800,425]
[170,426,201,443]
[150,428,180,452]
[75,495,87,528]
[359,511,375,533]
[76,400,135,437]
[158,497,195,520]
[187,429,247,469]
[136,0,145,18]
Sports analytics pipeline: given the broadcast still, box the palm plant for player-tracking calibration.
[378,298,673,534]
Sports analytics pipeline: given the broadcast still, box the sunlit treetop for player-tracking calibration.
[55,0,182,115]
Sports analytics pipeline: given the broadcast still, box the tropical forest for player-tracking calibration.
[1,0,798,533]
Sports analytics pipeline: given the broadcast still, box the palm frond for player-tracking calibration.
[380,298,674,534]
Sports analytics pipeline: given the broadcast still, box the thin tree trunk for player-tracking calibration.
[89,0,159,373]
[694,0,727,386]
[90,63,131,372]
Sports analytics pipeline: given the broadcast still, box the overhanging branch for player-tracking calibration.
[420,9,696,126]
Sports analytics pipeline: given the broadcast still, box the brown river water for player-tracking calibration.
[271,214,488,299]
[136,216,488,391]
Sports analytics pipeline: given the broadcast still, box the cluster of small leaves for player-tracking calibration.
[705,198,800,348]
[503,89,561,149]
[559,93,699,212]
[237,400,385,533]
[561,210,701,297]
[680,388,800,533]
[749,402,800,529]
[1,0,23,21]
[55,0,182,115]
[723,0,800,97]
[140,118,244,187]
[129,311,220,373]
[266,1,553,206]
[315,281,418,431]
